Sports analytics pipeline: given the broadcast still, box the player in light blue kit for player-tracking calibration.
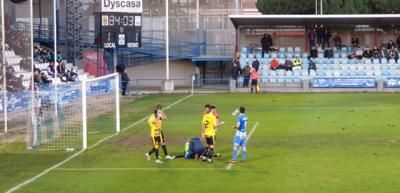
[230,106,248,163]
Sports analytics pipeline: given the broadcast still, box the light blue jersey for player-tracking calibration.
[233,114,248,147]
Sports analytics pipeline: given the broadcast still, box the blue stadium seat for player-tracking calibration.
[279,53,285,59]
[240,53,246,59]
[241,47,247,53]
[286,71,293,76]
[389,59,396,64]
[318,53,324,59]
[334,53,339,58]
[373,58,380,64]
[263,58,270,65]
[333,58,339,64]
[309,70,316,76]
[294,47,301,53]
[287,53,293,59]
[294,53,301,58]
[271,52,278,58]
[264,53,270,58]
[287,47,294,53]
[277,70,286,76]
[293,70,301,76]
[302,53,308,58]
[279,47,286,53]
[383,70,390,76]
[249,53,254,59]
[341,47,347,53]
[381,58,388,64]
[342,70,349,76]
[349,59,356,64]
[365,58,372,64]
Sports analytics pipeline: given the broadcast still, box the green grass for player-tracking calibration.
[2,93,400,193]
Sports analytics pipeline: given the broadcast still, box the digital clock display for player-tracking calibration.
[100,12,142,48]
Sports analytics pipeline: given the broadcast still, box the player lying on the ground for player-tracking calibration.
[174,137,221,159]
[230,106,248,163]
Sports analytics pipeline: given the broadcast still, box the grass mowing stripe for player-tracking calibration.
[5,94,193,193]
[226,121,259,170]
[54,167,225,171]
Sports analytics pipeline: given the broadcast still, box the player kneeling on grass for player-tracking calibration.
[145,108,174,164]
[230,106,248,163]
[200,104,224,163]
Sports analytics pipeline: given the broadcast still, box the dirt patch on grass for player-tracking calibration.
[110,133,188,149]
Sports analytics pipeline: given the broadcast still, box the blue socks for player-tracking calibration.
[232,149,238,161]
[242,151,247,161]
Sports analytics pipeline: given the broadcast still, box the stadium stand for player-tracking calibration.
[238,45,400,84]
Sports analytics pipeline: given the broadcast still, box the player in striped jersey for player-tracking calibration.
[230,106,248,163]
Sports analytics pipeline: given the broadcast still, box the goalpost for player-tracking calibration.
[27,73,120,151]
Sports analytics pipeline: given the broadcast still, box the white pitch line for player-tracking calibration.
[55,167,224,171]
[226,121,259,170]
[5,94,193,193]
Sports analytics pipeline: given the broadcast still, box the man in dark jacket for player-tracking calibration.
[261,34,268,58]
[120,69,130,96]
[231,57,241,87]
[252,57,260,72]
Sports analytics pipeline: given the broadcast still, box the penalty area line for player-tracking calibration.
[226,121,259,171]
[5,94,193,193]
[55,167,225,171]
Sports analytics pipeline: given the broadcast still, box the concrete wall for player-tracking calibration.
[125,60,198,88]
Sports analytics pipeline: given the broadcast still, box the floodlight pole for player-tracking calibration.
[1,0,6,133]
[54,0,59,117]
[320,0,323,15]
[315,0,317,15]
[165,0,170,80]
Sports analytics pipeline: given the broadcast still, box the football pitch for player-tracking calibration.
[2,93,400,193]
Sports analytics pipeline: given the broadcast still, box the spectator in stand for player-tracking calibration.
[248,43,254,54]
[270,58,279,71]
[267,34,273,52]
[293,56,302,70]
[34,68,42,84]
[333,34,342,49]
[261,34,268,58]
[56,51,63,62]
[310,46,318,58]
[372,46,380,58]
[322,28,331,48]
[242,63,251,88]
[363,47,373,58]
[317,25,324,47]
[121,69,130,96]
[284,59,293,71]
[387,40,396,50]
[379,47,389,60]
[250,67,258,94]
[351,37,359,48]
[397,35,400,50]
[57,61,68,82]
[231,57,241,87]
[380,40,388,49]
[308,28,316,48]
[308,56,316,74]
[66,68,78,82]
[355,48,363,60]
[324,47,334,58]
[41,72,52,84]
[389,48,399,62]
[47,62,55,78]
[252,57,260,72]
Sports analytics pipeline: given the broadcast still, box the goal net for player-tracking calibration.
[27,73,120,151]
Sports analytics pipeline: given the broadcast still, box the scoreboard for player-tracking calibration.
[100,0,142,48]
[101,12,142,48]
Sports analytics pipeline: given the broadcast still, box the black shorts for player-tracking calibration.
[205,136,215,146]
[160,130,166,143]
[251,79,258,86]
[151,136,164,149]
